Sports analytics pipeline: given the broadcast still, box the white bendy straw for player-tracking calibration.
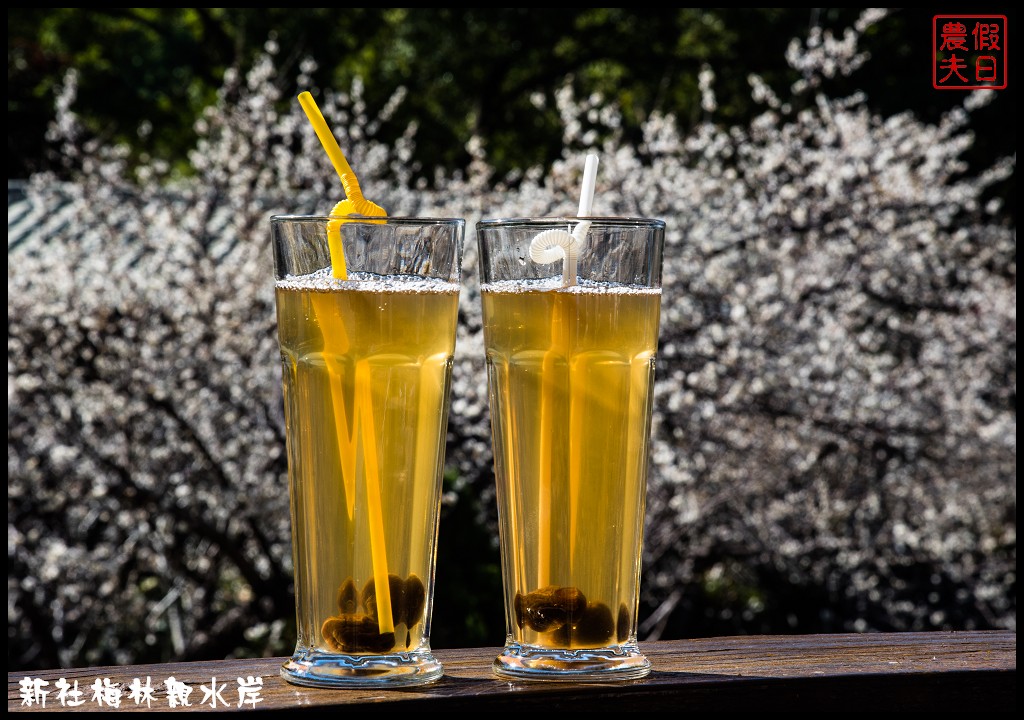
[528,154,599,287]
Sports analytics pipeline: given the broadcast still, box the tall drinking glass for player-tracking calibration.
[271,215,464,688]
[477,217,664,681]
[477,215,667,680]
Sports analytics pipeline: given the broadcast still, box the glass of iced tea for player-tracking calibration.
[477,216,664,681]
[271,215,464,687]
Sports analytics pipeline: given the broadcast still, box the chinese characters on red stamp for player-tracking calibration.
[934,15,1007,90]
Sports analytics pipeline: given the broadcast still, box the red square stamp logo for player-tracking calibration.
[933,15,1007,89]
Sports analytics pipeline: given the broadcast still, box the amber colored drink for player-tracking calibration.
[481,279,661,651]
[276,271,458,659]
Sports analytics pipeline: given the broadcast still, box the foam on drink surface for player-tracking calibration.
[277,267,459,294]
[481,277,661,296]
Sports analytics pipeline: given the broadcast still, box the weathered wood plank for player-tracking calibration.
[9,631,1015,712]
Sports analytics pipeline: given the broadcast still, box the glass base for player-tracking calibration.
[493,642,651,682]
[281,649,443,689]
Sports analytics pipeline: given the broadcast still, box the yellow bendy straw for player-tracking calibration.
[297,90,394,637]
[297,91,387,280]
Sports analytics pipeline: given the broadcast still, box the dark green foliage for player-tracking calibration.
[10,8,1014,200]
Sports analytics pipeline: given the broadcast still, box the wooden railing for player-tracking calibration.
[8,631,1015,712]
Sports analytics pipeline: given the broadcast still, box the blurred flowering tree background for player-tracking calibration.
[8,8,1015,670]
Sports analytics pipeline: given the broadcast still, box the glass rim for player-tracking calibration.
[476,216,665,230]
[271,214,466,226]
